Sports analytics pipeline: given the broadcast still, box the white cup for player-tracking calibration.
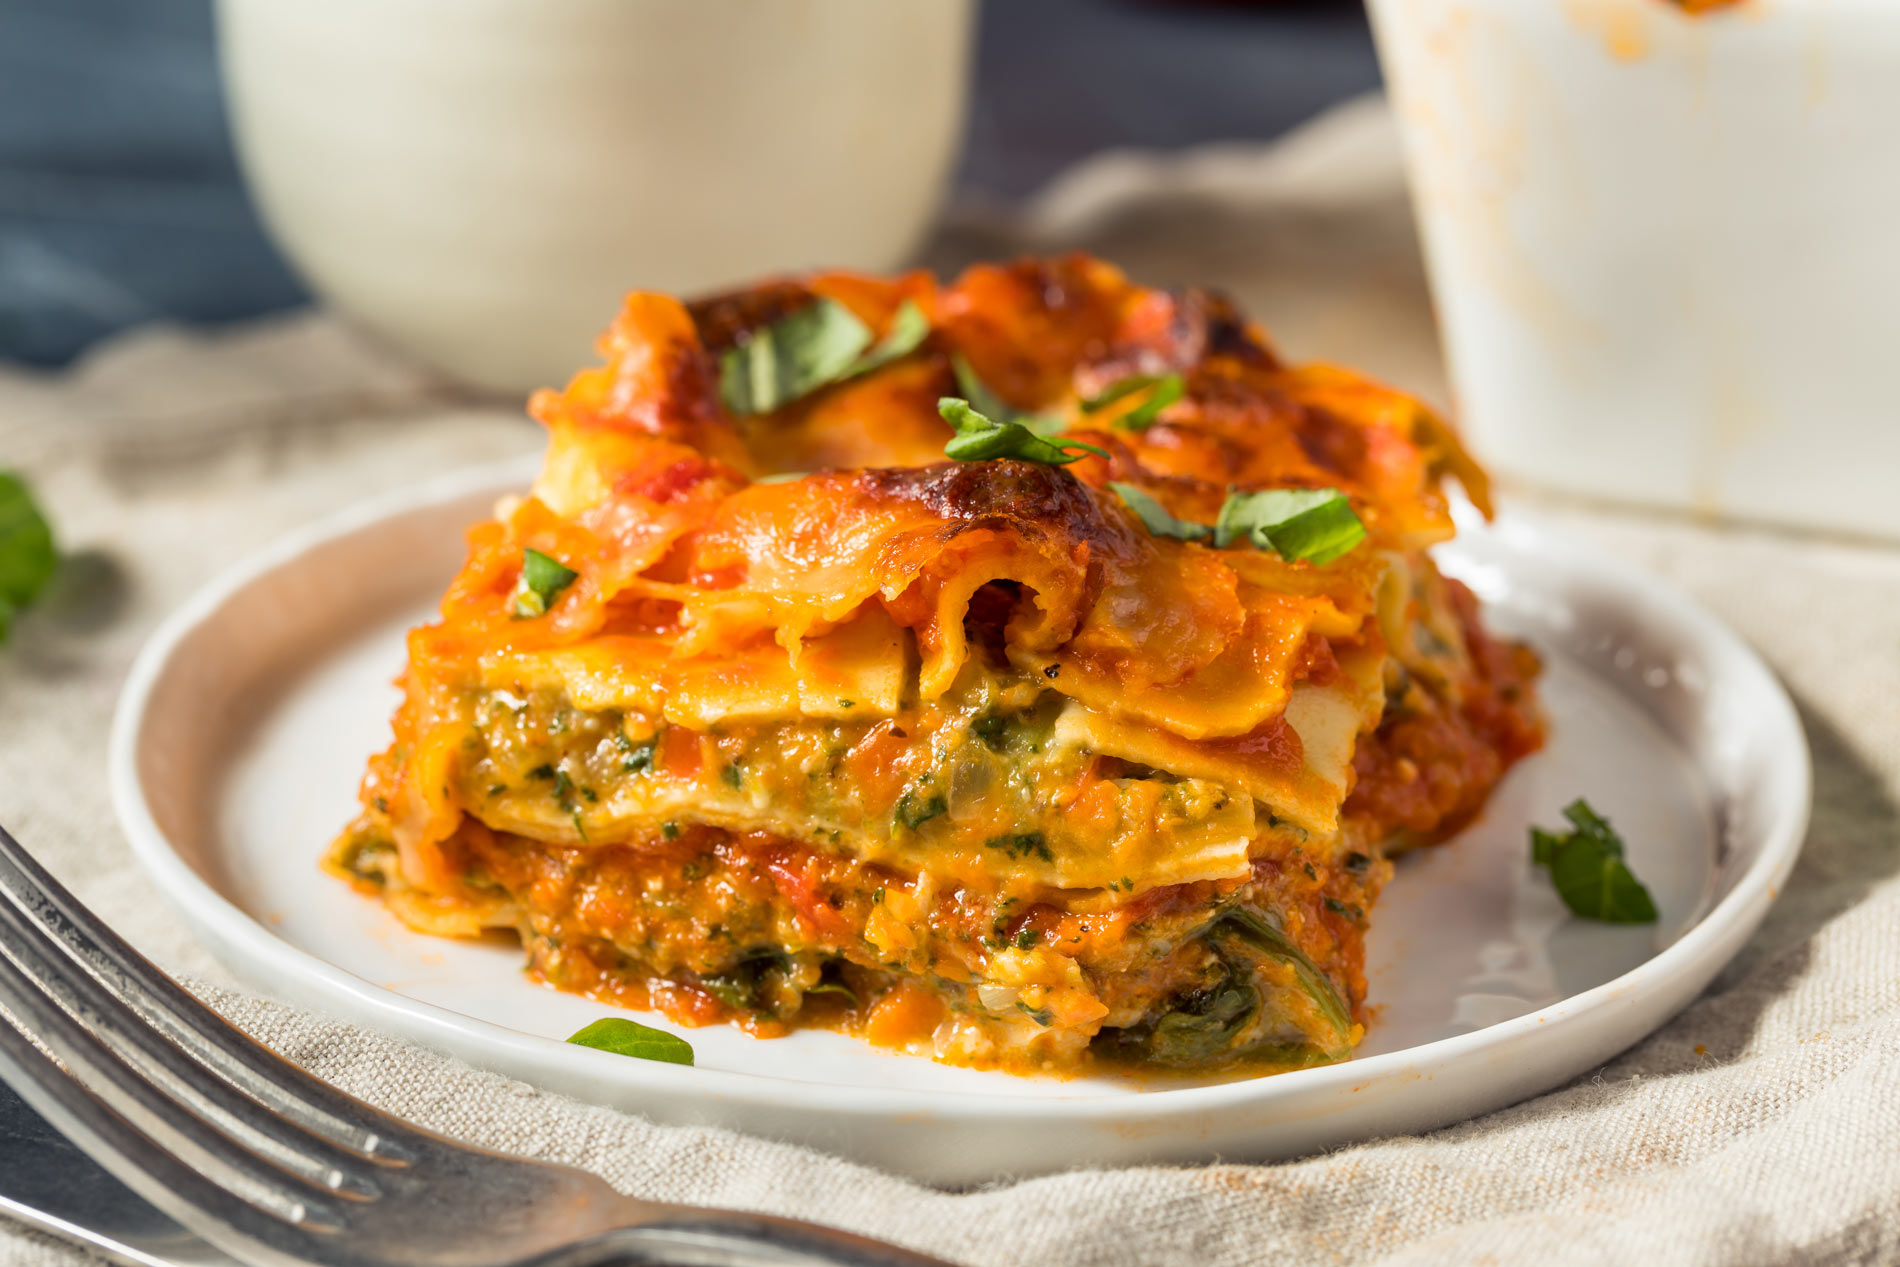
[217,0,975,394]
[1368,0,1900,538]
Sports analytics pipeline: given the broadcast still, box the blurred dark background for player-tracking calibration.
[0,0,1379,368]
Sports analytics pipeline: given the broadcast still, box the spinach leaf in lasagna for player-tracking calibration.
[719,298,873,416]
[1218,908,1354,1056]
[1214,488,1367,565]
[0,472,56,645]
[566,1017,695,1065]
[939,398,1109,466]
[1082,372,1184,431]
[1104,907,1353,1068]
[511,548,578,618]
[1530,799,1658,924]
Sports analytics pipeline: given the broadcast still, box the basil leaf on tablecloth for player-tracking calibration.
[0,472,57,644]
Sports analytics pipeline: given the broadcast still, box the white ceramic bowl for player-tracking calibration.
[109,462,1809,1182]
[1368,0,1900,538]
[217,0,974,394]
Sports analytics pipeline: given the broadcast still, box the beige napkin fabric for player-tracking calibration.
[4,95,1899,1266]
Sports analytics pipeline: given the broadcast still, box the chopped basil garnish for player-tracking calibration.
[1081,375,1157,413]
[1108,482,1211,543]
[718,297,934,418]
[939,398,1108,466]
[1109,482,1366,565]
[1530,799,1658,924]
[951,355,1066,436]
[1082,372,1184,431]
[565,1017,694,1065]
[950,354,1020,426]
[0,471,57,645]
[1118,374,1183,430]
[1214,488,1367,564]
[718,298,872,416]
[512,548,578,618]
[844,299,930,378]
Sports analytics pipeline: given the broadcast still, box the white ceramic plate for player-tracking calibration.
[111,458,1809,1184]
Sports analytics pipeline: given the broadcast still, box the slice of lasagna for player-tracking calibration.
[329,255,1542,1074]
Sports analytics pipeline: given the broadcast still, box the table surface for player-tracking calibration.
[0,0,1379,368]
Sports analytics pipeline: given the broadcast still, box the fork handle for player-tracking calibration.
[536,1207,961,1267]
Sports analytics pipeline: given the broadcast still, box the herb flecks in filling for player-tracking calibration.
[449,674,1268,898]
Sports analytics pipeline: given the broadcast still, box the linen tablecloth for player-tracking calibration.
[4,97,1897,1266]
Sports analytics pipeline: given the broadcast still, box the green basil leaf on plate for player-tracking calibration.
[1530,798,1659,924]
[565,1017,695,1065]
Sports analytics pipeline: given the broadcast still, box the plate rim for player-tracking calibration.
[108,457,1812,1130]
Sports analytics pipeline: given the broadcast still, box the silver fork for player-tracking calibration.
[0,824,959,1267]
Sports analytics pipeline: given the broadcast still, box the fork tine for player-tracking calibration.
[0,946,347,1239]
[0,824,422,1161]
[0,881,388,1200]
[0,1021,339,1267]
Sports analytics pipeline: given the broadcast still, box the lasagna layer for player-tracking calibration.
[334,819,1381,1071]
[327,254,1543,1074]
